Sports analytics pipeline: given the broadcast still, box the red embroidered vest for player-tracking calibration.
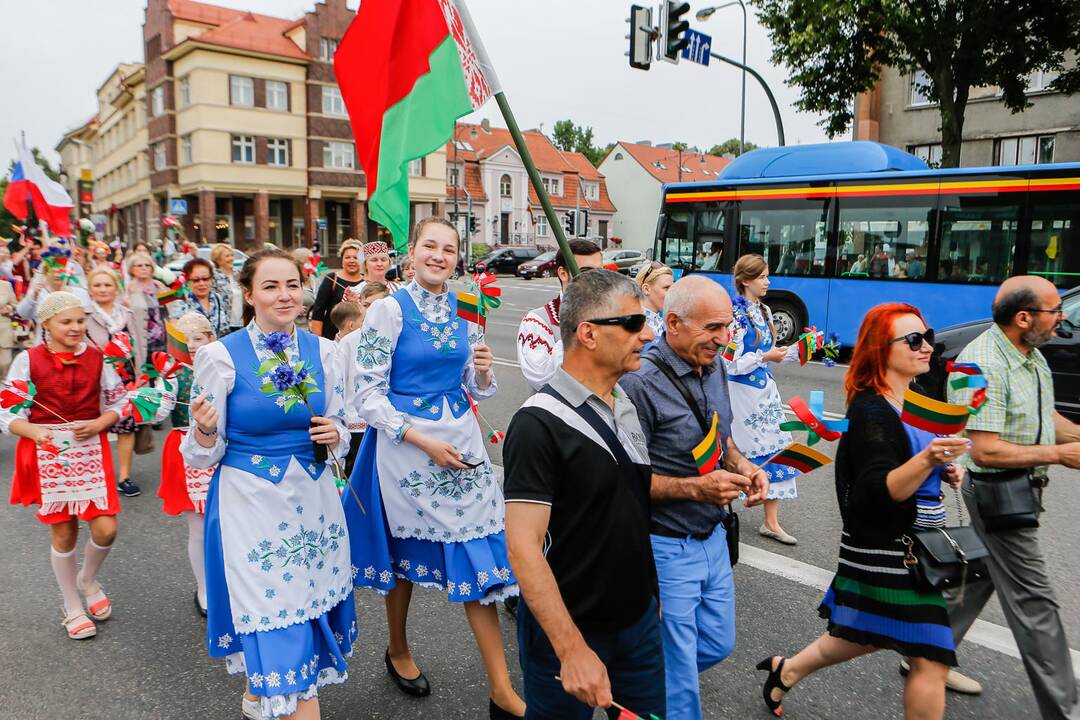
[27,344,105,423]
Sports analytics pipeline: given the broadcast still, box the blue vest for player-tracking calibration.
[729,311,774,389]
[219,328,327,483]
[387,288,471,421]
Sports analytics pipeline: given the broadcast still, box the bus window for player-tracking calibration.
[657,210,695,269]
[939,194,1021,284]
[837,199,935,279]
[696,207,726,271]
[1028,196,1079,289]
[737,200,830,276]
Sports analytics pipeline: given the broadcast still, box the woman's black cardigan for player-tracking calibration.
[834,389,918,541]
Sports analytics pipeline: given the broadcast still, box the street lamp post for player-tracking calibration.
[709,51,785,146]
[697,1,747,155]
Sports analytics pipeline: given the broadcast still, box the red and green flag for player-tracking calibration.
[615,706,662,720]
[900,388,971,435]
[766,442,833,474]
[335,0,499,253]
[691,411,721,475]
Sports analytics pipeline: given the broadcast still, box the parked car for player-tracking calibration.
[921,287,1080,420]
[517,250,558,279]
[468,247,541,275]
[602,248,645,274]
[166,245,249,273]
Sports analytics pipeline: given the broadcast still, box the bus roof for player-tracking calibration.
[662,141,1080,191]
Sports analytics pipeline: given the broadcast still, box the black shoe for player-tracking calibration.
[384,648,430,697]
[756,656,792,718]
[117,479,141,497]
[504,596,519,617]
[489,698,524,720]
[194,591,207,618]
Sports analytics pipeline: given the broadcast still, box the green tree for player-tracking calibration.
[707,138,759,157]
[549,119,607,166]
[752,0,1080,167]
[0,147,63,235]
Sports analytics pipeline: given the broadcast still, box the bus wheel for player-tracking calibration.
[768,300,803,346]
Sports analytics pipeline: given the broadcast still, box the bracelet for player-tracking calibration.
[196,425,218,437]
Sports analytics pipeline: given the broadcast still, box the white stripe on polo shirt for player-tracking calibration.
[520,393,649,466]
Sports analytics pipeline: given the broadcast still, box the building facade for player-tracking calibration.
[56,0,447,257]
[445,123,616,249]
[853,65,1080,167]
[599,141,731,252]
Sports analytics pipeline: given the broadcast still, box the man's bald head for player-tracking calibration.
[992,275,1059,327]
[664,274,731,321]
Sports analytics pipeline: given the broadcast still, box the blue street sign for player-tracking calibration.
[169,198,188,216]
[317,218,328,230]
[681,29,712,66]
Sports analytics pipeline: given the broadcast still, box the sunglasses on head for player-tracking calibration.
[889,328,934,350]
[581,313,648,333]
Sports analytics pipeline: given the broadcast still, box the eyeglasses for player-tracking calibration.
[188,276,212,283]
[1021,305,1064,316]
[581,313,647,333]
[888,328,934,351]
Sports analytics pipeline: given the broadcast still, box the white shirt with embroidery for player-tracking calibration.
[516,296,562,393]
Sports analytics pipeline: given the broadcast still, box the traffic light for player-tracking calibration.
[468,216,477,234]
[564,210,576,235]
[659,1,690,63]
[626,4,653,71]
[578,209,590,236]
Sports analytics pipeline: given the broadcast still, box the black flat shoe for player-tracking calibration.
[117,479,141,497]
[756,656,792,717]
[194,591,207,618]
[384,648,430,697]
[489,698,524,720]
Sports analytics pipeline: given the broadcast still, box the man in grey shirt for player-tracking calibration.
[621,275,769,720]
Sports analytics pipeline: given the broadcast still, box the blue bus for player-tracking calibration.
[655,141,1080,345]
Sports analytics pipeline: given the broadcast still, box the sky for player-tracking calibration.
[0,0,835,174]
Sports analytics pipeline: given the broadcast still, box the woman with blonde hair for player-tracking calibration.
[210,243,242,334]
[634,260,674,339]
[309,239,364,339]
[723,253,801,544]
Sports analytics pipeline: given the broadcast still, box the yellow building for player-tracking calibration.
[57,0,447,256]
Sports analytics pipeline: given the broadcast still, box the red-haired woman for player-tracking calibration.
[756,303,970,720]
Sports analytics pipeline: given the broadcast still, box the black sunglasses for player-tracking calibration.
[581,313,648,333]
[888,328,934,351]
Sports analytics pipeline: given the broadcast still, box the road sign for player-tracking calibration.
[681,29,711,66]
[169,198,188,216]
[317,218,328,230]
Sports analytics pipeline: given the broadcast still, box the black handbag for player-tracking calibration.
[903,490,989,594]
[642,352,739,567]
[970,372,1044,533]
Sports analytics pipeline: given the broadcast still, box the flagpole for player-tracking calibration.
[492,92,581,277]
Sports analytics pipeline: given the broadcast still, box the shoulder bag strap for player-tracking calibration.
[539,386,641,483]
[642,351,710,435]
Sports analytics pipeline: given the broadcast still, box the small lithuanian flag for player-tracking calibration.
[166,321,192,364]
[768,442,833,474]
[456,292,484,329]
[692,412,721,475]
[721,339,738,362]
[900,388,971,435]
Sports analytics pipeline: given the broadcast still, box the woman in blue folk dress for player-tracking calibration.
[183,248,356,720]
[342,217,525,719]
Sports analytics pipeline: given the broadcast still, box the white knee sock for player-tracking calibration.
[185,512,207,607]
[78,538,113,590]
[50,546,84,616]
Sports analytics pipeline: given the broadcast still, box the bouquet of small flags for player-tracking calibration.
[156,274,188,306]
[457,272,501,331]
[796,326,840,366]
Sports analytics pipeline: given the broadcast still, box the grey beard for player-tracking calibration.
[1022,327,1055,347]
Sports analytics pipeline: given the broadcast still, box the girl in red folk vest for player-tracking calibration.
[158,312,217,617]
[1,292,129,640]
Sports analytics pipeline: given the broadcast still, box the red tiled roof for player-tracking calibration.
[448,160,488,203]
[610,141,731,184]
[449,123,574,173]
[167,0,307,61]
[168,0,247,26]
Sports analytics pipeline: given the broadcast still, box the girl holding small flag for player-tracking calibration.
[343,217,524,718]
[756,302,969,720]
[182,247,355,720]
[724,254,801,544]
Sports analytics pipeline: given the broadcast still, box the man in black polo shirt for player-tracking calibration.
[504,269,662,719]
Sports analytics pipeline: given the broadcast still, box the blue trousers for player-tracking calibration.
[517,596,666,720]
[650,523,736,720]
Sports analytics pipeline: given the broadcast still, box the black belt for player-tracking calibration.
[650,522,711,541]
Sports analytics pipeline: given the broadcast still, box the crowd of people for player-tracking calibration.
[2,219,1079,720]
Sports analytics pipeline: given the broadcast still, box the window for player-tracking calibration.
[837,197,934,279]
[267,138,289,167]
[178,76,191,108]
[448,166,460,186]
[938,193,1022,284]
[151,86,165,117]
[995,134,1055,166]
[323,141,354,169]
[180,134,192,164]
[230,76,254,107]
[453,140,473,151]
[536,213,548,237]
[266,80,288,111]
[583,181,600,201]
[737,200,831,276]
[1027,195,1079,289]
[153,142,166,171]
[231,135,255,164]
[541,176,561,196]
[910,69,933,106]
[908,143,943,167]
[500,174,512,197]
[658,210,694,268]
[1027,68,1059,92]
[408,158,425,176]
[321,86,346,116]
[320,38,339,61]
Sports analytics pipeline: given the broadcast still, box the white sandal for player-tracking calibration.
[62,609,98,640]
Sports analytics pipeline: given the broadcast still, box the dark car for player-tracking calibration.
[517,250,557,279]
[921,287,1080,420]
[468,246,541,275]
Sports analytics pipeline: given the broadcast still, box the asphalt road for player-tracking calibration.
[1,274,1078,719]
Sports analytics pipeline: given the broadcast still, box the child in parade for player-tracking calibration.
[342,217,525,719]
[182,247,356,720]
[398,257,415,283]
[330,302,363,344]
[723,254,802,545]
[1,292,164,639]
[158,312,216,617]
